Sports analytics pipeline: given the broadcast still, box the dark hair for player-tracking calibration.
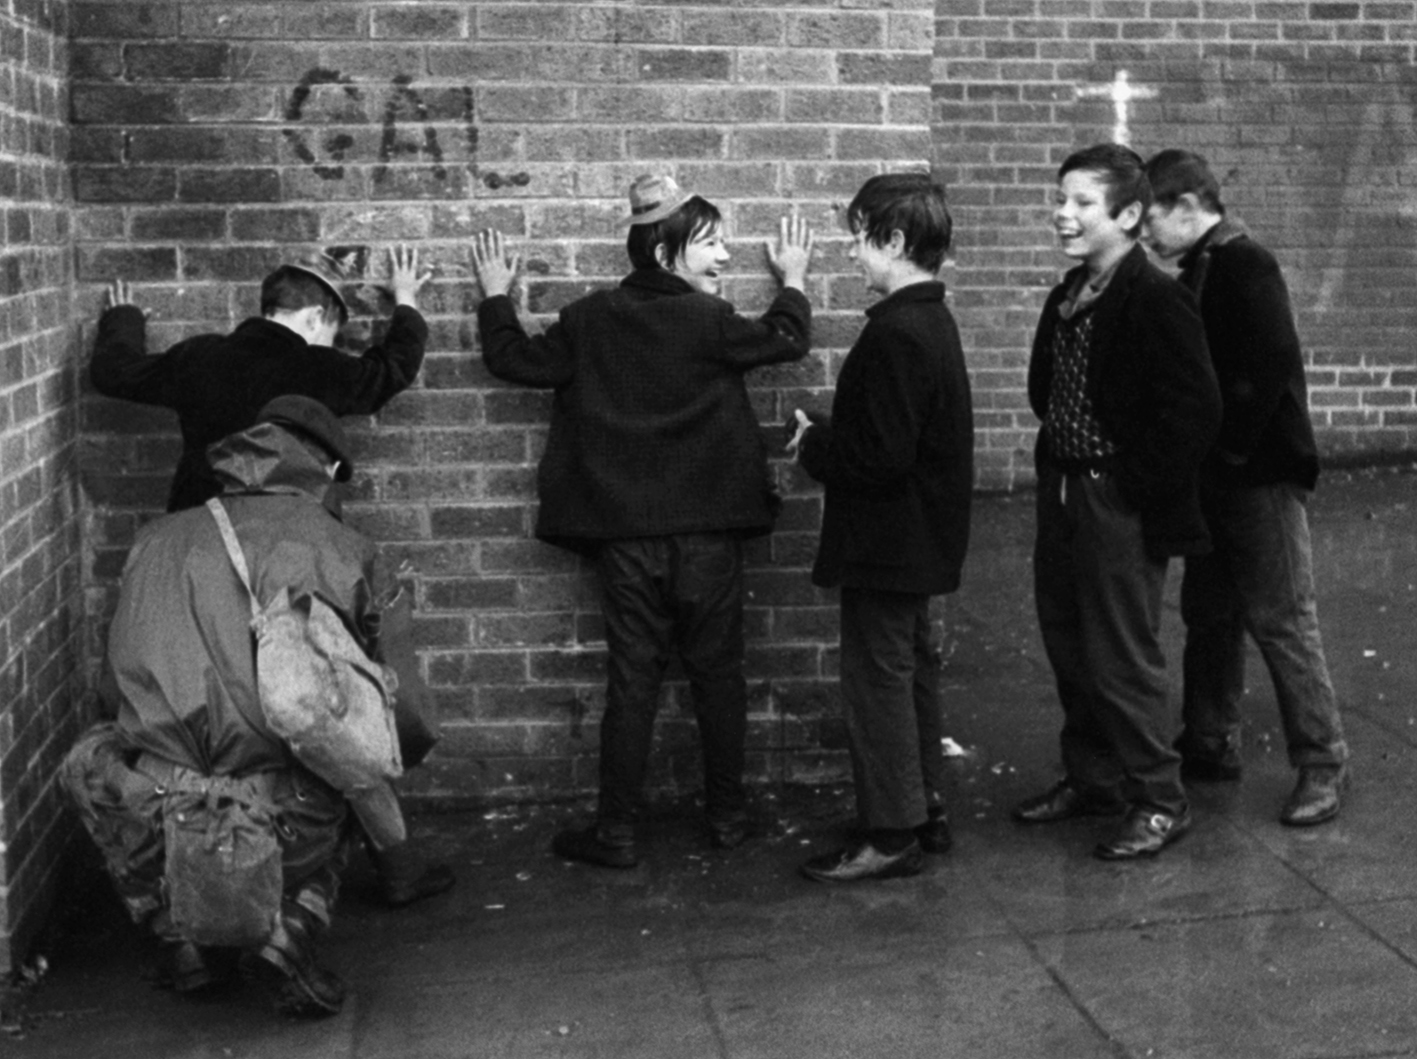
[1058,143,1151,238]
[846,173,952,273]
[625,195,722,271]
[1144,149,1225,214]
[260,266,348,325]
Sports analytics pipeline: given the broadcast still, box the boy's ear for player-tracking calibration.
[888,229,908,257]
[1116,200,1144,234]
[653,242,673,270]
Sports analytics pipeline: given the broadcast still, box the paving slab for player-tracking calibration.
[5,467,1417,1059]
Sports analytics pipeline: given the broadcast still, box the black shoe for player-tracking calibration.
[1094,807,1193,860]
[382,862,457,908]
[1177,733,1242,781]
[800,840,924,883]
[708,815,751,851]
[160,941,220,994]
[552,825,639,869]
[1180,753,1242,782]
[1280,765,1347,827]
[1012,780,1126,824]
[914,810,953,854]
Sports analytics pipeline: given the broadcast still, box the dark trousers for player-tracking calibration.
[595,533,748,827]
[839,587,946,831]
[1181,481,1348,769]
[1033,465,1186,815]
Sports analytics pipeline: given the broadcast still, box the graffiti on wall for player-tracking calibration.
[282,69,528,191]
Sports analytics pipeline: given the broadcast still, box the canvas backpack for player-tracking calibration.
[205,499,404,799]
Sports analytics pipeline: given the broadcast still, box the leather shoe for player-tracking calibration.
[914,810,953,854]
[552,825,639,869]
[1012,780,1126,824]
[708,815,751,851]
[800,840,923,883]
[383,862,456,908]
[1094,807,1193,860]
[1280,765,1347,827]
[160,941,222,994]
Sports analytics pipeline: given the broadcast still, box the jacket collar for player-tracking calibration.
[865,280,945,319]
[1179,216,1248,271]
[620,267,700,297]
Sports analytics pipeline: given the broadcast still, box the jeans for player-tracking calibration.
[595,534,748,827]
[839,587,947,832]
[1033,465,1186,816]
[1180,481,1348,769]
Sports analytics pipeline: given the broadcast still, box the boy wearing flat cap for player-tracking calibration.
[91,247,431,513]
[472,174,814,868]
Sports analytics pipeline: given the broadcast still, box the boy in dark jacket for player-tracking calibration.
[791,173,974,883]
[471,174,814,868]
[1143,149,1349,825]
[1012,144,1221,860]
[90,247,429,513]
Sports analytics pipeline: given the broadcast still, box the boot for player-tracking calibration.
[253,901,346,1018]
[372,842,456,908]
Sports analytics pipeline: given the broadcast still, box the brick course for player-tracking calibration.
[0,0,1412,970]
[934,0,1417,485]
[0,0,78,975]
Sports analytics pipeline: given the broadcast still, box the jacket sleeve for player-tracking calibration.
[315,304,428,415]
[89,304,181,406]
[1206,246,1303,463]
[717,287,812,369]
[1120,278,1222,504]
[477,294,576,388]
[798,320,933,495]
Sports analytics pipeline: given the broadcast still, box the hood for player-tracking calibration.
[207,421,338,503]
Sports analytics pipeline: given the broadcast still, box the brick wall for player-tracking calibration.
[934,0,1417,488]
[0,0,76,974]
[65,0,1417,824]
[72,0,935,808]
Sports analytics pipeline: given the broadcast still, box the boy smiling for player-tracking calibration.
[1013,144,1221,860]
[791,173,974,883]
[471,174,813,868]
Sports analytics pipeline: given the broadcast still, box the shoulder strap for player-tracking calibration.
[205,498,259,621]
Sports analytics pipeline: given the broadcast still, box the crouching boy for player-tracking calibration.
[63,398,409,1018]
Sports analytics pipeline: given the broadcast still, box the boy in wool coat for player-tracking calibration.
[1012,144,1221,860]
[472,175,814,868]
[792,173,974,883]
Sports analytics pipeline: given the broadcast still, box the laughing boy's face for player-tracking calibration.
[673,223,731,295]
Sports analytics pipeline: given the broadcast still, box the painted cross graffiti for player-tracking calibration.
[1075,70,1157,147]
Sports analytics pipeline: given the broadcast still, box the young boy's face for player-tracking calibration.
[1053,169,1140,272]
[848,227,896,295]
[670,222,730,296]
[1142,202,1196,261]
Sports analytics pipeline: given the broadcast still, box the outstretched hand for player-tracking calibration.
[765,214,814,291]
[105,279,135,311]
[386,245,433,307]
[471,230,521,299]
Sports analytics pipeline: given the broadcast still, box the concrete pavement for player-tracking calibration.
[6,466,1417,1059]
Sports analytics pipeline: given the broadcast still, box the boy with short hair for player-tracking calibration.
[791,172,974,883]
[471,175,814,868]
[91,247,430,512]
[1013,144,1221,860]
[1143,148,1349,825]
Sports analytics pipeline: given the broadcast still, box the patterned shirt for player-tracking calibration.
[1044,291,1118,463]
